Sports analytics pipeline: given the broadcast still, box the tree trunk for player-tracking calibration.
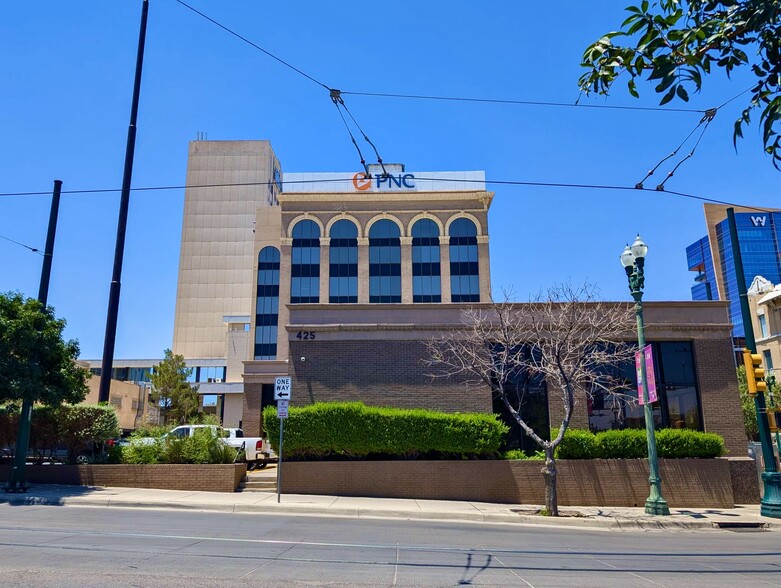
[542,447,558,516]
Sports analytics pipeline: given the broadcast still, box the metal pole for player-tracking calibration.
[98,0,150,403]
[276,417,284,503]
[726,208,781,517]
[6,180,62,492]
[633,277,670,516]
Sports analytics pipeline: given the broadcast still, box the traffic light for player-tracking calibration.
[743,349,768,395]
[768,408,780,433]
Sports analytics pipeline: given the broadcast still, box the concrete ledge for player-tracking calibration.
[0,463,246,493]
[281,459,736,508]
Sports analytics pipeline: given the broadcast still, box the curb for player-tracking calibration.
[1,494,761,530]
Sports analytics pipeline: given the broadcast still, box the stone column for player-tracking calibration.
[400,236,413,303]
[477,235,491,302]
[357,237,369,303]
[319,237,330,303]
[440,239,451,303]
[277,239,293,361]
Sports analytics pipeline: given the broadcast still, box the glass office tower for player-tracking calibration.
[686,206,781,338]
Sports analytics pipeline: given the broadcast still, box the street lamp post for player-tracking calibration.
[620,235,670,516]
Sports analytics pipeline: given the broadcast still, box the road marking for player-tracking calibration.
[495,555,536,588]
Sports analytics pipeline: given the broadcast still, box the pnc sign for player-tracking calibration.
[352,172,417,192]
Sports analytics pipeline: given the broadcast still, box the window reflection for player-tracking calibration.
[369,219,401,303]
[291,220,320,303]
[255,247,280,360]
[587,341,702,432]
[329,219,358,303]
[449,218,480,302]
[412,219,441,303]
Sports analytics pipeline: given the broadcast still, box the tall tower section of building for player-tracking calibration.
[173,140,282,363]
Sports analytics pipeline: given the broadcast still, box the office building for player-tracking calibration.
[686,204,781,338]
[151,141,748,453]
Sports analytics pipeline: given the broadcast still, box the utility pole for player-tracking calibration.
[98,0,150,402]
[727,208,781,518]
[6,180,62,492]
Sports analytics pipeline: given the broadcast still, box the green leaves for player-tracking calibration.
[555,428,725,459]
[0,292,89,406]
[579,0,781,168]
[262,402,507,459]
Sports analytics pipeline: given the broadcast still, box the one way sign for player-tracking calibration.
[274,377,292,400]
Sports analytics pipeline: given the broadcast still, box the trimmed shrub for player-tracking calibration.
[555,428,725,459]
[263,402,507,459]
[554,429,598,459]
[596,429,647,458]
[656,428,725,458]
[122,427,239,464]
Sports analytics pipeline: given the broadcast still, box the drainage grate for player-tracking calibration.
[711,521,769,531]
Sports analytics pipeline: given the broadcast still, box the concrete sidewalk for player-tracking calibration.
[1,483,774,531]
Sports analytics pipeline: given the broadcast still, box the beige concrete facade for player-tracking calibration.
[85,377,156,432]
[748,277,781,380]
[173,140,281,364]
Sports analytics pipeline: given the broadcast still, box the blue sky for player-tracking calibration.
[1,1,778,359]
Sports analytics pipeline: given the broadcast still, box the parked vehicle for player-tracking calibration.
[133,425,274,469]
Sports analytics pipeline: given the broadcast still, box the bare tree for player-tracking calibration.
[425,283,635,516]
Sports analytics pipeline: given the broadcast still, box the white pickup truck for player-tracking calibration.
[144,425,275,469]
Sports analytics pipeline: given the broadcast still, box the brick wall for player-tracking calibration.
[693,339,746,455]
[0,464,246,493]
[243,382,263,437]
[281,459,735,508]
[289,340,492,413]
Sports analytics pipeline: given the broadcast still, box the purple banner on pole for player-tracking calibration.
[635,344,658,405]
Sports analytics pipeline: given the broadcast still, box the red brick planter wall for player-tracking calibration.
[281,459,736,508]
[0,463,246,493]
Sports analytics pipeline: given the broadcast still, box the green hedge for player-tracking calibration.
[655,429,726,458]
[554,428,725,459]
[263,402,507,459]
[553,429,598,459]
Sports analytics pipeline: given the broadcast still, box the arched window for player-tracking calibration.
[369,219,401,303]
[329,219,358,303]
[411,219,441,303]
[449,218,480,302]
[255,247,280,360]
[290,220,320,303]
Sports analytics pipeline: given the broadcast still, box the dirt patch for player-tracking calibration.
[511,508,586,518]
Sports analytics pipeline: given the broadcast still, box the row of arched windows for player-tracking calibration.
[255,217,481,359]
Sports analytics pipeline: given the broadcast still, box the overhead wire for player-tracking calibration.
[169,0,706,116]
[340,90,706,114]
[655,113,715,191]
[172,0,330,91]
[633,87,753,191]
[0,233,44,255]
[0,176,775,212]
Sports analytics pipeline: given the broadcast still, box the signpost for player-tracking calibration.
[274,377,291,503]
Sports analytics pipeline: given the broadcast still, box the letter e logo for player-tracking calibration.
[352,172,372,191]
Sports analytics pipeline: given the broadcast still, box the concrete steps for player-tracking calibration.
[237,466,277,493]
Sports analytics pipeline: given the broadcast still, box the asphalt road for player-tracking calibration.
[0,505,779,587]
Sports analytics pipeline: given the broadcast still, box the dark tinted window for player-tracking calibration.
[449,218,480,302]
[329,219,358,303]
[291,220,320,303]
[412,219,441,303]
[255,247,280,359]
[369,219,401,303]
